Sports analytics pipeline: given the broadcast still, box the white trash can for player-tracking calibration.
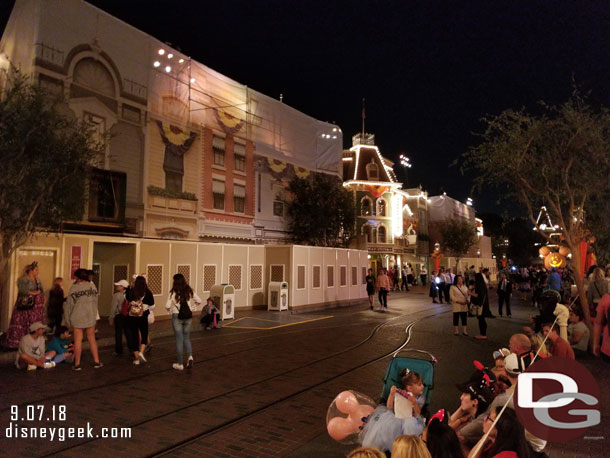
[209,284,235,320]
[268,281,289,311]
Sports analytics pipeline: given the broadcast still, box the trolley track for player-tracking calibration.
[34,304,450,457]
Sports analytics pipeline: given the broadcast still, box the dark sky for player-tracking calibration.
[2,0,610,213]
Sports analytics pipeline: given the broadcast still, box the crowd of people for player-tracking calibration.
[5,261,223,372]
[346,330,560,458]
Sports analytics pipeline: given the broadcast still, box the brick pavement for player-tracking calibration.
[1,288,608,457]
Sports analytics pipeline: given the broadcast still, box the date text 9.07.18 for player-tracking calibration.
[11,405,67,422]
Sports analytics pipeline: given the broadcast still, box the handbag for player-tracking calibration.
[120,299,130,316]
[128,298,144,317]
[16,295,35,311]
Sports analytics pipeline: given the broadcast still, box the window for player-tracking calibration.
[362,224,373,243]
[88,168,126,223]
[362,267,367,285]
[327,266,335,287]
[147,265,163,295]
[366,160,379,180]
[270,264,285,282]
[213,179,225,210]
[250,265,263,290]
[177,264,191,285]
[377,198,387,217]
[213,136,225,166]
[312,266,321,288]
[234,142,245,172]
[228,265,242,290]
[361,197,372,216]
[297,265,306,289]
[352,267,358,286]
[273,200,284,217]
[340,266,347,287]
[165,170,182,194]
[113,264,128,287]
[234,184,245,213]
[203,265,217,292]
[378,225,387,243]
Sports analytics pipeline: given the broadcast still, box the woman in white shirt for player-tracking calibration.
[165,273,202,370]
[450,275,470,336]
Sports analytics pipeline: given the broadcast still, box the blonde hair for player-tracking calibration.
[593,267,605,282]
[346,447,386,458]
[391,435,432,458]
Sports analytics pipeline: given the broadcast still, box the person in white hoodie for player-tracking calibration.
[165,273,202,370]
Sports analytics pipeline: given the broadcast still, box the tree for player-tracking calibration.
[0,72,103,311]
[463,93,610,326]
[286,173,355,247]
[439,218,478,272]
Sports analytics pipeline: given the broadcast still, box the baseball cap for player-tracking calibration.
[29,322,49,333]
[114,279,129,288]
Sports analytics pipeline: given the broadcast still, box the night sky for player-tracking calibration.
[2,0,610,213]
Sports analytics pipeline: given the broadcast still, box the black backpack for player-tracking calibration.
[178,297,192,320]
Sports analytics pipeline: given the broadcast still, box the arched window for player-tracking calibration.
[361,197,372,216]
[378,225,387,243]
[72,58,116,97]
[366,160,379,180]
[361,224,373,243]
[377,198,387,217]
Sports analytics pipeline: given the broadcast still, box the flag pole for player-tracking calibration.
[361,98,366,138]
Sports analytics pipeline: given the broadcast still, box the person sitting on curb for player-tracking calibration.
[15,322,56,371]
[567,307,590,358]
[200,297,221,330]
[47,326,74,364]
[542,322,575,359]
[449,381,493,434]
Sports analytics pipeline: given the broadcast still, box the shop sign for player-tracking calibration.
[70,245,82,280]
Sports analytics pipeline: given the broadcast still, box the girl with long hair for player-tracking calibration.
[125,275,154,365]
[469,406,530,458]
[165,273,202,370]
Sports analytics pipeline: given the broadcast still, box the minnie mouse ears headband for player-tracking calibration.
[427,409,445,426]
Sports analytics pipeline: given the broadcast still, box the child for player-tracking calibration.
[15,322,57,370]
[47,326,74,364]
[200,297,221,330]
[387,369,425,417]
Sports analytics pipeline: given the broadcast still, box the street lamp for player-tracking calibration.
[399,154,412,186]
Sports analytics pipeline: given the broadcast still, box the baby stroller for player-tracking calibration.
[379,349,437,416]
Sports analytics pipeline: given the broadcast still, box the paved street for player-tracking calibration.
[1,288,607,457]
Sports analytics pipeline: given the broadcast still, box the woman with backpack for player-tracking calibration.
[125,275,154,366]
[166,273,202,370]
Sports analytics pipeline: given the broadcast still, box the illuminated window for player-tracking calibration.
[377,198,387,217]
[378,225,387,243]
[366,160,379,180]
[361,197,372,216]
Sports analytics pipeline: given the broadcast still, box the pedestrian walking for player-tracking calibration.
[4,261,46,350]
[407,263,415,286]
[401,265,410,291]
[471,273,488,340]
[377,268,391,312]
[64,268,102,370]
[450,275,469,336]
[125,276,154,365]
[436,267,446,304]
[392,266,400,291]
[365,268,376,310]
[109,280,129,356]
[166,273,202,370]
[497,272,512,317]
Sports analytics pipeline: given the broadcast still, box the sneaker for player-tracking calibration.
[172,363,184,370]
[132,359,140,365]
[186,356,193,369]
[205,326,212,330]
[138,353,147,363]
[215,323,222,329]
[93,361,104,369]
[72,365,82,371]
[43,361,56,369]
[144,344,153,354]
[27,364,37,371]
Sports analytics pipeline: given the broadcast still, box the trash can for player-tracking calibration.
[209,284,235,320]
[268,281,289,311]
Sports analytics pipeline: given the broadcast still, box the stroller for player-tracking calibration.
[379,349,437,416]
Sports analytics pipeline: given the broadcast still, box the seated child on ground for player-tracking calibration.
[200,297,221,330]
[47,326,74,364]
[15,322,57,371]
